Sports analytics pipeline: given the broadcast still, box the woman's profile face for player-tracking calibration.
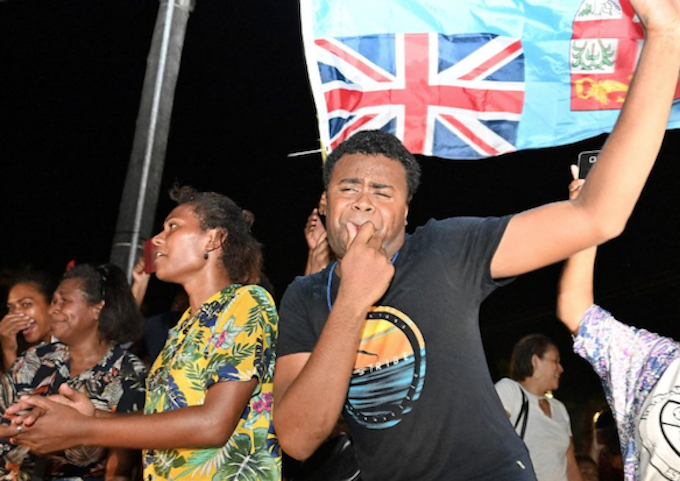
[6,283,52,344]
[49,278,101,345]
[533,345,564,392]
[151,204,214,284]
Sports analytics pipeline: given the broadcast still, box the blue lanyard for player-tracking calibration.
[326,251,400,312]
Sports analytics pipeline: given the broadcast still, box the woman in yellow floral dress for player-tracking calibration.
[2,185,281,481]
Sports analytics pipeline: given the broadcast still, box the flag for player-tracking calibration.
[300,0,680,160]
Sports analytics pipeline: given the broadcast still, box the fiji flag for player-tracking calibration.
[301,0,680,160]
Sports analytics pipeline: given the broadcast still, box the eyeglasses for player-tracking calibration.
[96,265,109,301]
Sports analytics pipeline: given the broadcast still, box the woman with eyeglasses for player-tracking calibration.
[495,334,583,481]
[0,271,58,372]
[3,185,281,481]
[0,263,146,481]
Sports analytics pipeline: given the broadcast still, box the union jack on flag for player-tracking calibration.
[310,33,525,160]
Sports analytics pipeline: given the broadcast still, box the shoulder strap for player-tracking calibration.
[513,385,529,440]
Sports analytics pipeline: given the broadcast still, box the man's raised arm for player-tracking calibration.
[492,0,680,279]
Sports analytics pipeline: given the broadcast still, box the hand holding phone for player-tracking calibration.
[577,150,600,179]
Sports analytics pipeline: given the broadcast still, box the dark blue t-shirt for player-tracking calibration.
[278,216,536,481]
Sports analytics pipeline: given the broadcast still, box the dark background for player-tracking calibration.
[2,0,680,450]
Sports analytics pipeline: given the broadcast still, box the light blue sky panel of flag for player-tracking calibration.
[300,0,680,160]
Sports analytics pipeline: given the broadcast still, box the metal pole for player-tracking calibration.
[110,0,195,280]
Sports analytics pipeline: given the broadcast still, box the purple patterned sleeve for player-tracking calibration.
[573,304,680,479]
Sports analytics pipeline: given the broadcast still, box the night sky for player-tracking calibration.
[3,0,680,444]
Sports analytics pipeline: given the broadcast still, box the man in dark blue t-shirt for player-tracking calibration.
[274,1,680,477]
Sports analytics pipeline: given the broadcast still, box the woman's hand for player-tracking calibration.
[304,208,327,250]
[49,384,97,417]
[0,394,87,454]
[0,312,33,369]
[568,164,586,201]
[5,384,95,429]
[0,313,32,347]
[130,257,151,307]
[304,208,332,275]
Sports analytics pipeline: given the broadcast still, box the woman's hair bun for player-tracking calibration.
[242,209,255,230]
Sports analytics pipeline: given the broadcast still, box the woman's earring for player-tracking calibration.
[203,251,209,260]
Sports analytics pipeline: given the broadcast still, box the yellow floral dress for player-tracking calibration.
[143,284,280,481]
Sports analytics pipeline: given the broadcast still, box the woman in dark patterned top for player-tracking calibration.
[0,270,58,372]
[1,186,280,481]
[0,263,146,481]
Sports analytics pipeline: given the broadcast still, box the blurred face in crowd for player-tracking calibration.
[6,282,52,344]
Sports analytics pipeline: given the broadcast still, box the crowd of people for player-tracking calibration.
[1,0,680,479]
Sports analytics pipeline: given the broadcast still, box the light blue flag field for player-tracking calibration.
[300,0,680,159]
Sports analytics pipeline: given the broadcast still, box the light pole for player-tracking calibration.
[110,0,195,280]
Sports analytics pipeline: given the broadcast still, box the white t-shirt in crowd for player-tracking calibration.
[495,378,573,481]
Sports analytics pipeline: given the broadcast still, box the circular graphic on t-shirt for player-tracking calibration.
[639,385,680,479]
[345,306,426,429]
[659,399,680,456]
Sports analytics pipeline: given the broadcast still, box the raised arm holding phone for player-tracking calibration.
[557,166,680,480]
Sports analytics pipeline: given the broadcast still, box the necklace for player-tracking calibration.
[326,251,400,311]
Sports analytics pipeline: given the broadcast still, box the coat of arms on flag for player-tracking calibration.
[313,33,524,160]
[570,0,680,110]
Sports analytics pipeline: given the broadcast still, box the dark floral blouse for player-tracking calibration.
[0,342,146,481]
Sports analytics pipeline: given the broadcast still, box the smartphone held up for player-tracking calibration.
[577,150,600,179]
[143,239,157,274]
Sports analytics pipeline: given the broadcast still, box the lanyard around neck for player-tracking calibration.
[326,251,400,312]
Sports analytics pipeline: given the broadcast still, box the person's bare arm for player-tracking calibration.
[104,447,139,481]
[2,378,257,454]
[130,257,150,308]
[566,439,584,481]
[492,0,680,279]
[553,171,597,335]
[557,244,596,335]
[275,222,394,460]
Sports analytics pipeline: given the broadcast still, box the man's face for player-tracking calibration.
[325,153,409,260]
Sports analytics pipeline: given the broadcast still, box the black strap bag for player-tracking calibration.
[513,386,529,440]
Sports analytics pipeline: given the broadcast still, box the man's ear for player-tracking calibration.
[319,192,327,216]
